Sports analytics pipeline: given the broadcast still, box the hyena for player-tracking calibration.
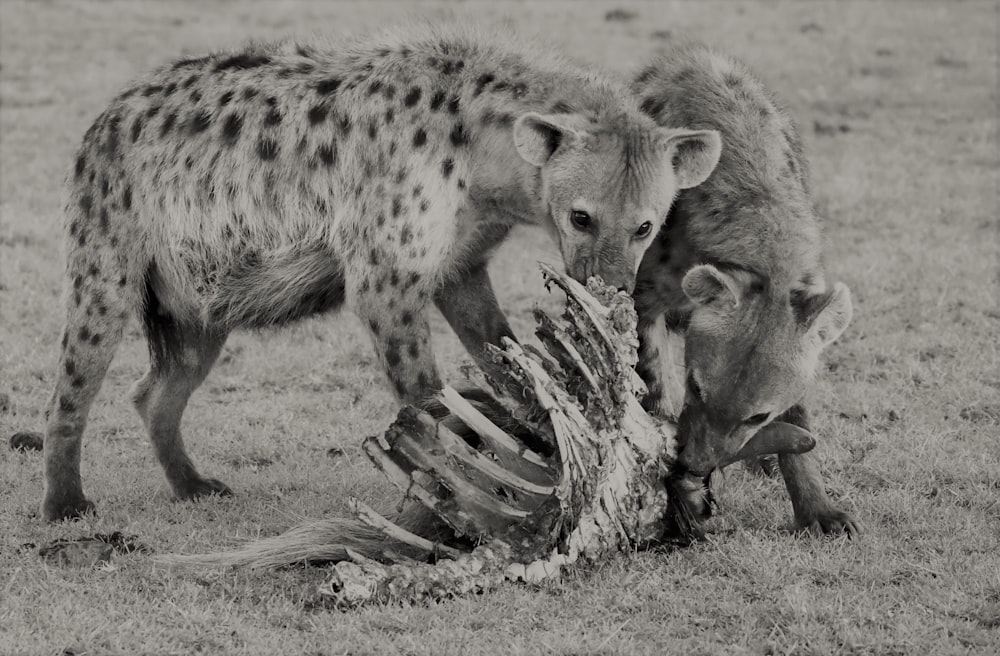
[631,44,859,536]
[43,26,722,521]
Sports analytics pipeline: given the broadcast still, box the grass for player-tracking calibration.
[1,1,997,654]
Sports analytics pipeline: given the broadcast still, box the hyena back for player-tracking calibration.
[632,44,858,535]
[44,27,721,521]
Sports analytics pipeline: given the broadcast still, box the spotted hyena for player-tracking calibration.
[43,26,722,521]
[631,44,859,535]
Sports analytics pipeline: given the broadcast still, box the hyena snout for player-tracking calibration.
[568,255,636,293]
[675,405,733,477]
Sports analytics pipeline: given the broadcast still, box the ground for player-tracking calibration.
[0,1,997,655]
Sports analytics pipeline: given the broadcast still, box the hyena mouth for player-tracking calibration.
[662,467,715,544]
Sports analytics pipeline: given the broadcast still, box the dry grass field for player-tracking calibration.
[1,1,997,654]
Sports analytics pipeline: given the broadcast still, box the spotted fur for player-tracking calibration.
[42,26,722,521]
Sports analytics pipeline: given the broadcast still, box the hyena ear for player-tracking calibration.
[513,113,585,167]
[682,264,740,310]
[659,128,722,190]
[803,282,853,347]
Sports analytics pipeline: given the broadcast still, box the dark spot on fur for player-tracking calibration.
[457,178,466,189]
[441,157,454,179]
[71,375,86,388]
[449,123,469,147]
[164,82,177,96]
[391,196,403,218]
[181,74,199,88]
[61,332,69,350]
[189,110,212,133]
[401,311,413,325]
[73,290,82,306]
[74,153,86,179]
[308,104,328,125]
[384,108,395,124]
[337,115,352,135]
[417,372,430,389]
[99,207,109,232]
[87,263,100,277]
[404,87,422,107]
[222,113,243,144]
[317,142,336,167]
[368,79,383,96]
[90,333,102,346]
[383,84,396,99]
[389,269,400,287]
[100,176,110,198]
[640,95,666,117]
[118,275,127,287]
[73,275,83,290]
[79,194,93,218]
[184,155,194,169]
[264,107,282,126]
[256,136,279,160]
[59,396,76,413]
[142,85,163,97]
[242,87,258,100]
[160,111,177,137]
[419,199,430,213]
[400,224,413,243]
[214,53,271,72]
[219,90,234,106]
[368,120,378,140]
[549,100,574,114]
[413,127,427,148]
[724,73,742,88]
[385,343,401,368]
[492,81,509,93]
[64,359,77,376]
[412,184,422,198]
[376,212,386,227]
[78,326,91,342]
[404,272,421,290]
[315,78,342,95]
[146,104,161,118]
[130,117,143,143]
[447,96,460,114]
[369,248,380,266]
[474,73,495,96]
[408,342,420,359]
[430,90,446,111]
[511,82,528,98]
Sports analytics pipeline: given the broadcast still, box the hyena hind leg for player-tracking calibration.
[43,272,133,521]
[131,309,231,501]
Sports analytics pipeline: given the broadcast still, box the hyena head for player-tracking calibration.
[676,264,853,475]
[512,112,721,292]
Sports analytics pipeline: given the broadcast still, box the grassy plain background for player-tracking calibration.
[1,1,997,654]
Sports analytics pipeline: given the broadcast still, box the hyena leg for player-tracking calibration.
[777,404,861,537]
[636,315,686,419]
[130,322,231,501]
[351,273,441,406]
[43,275,132,521]
[434,263,515,370]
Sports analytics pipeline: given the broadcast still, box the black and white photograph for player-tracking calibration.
[0,1,996,653]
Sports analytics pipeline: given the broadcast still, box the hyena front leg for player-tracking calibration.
[350,265,442,405]
[130,319,231,501]
[636,315,686,420]
[776,404,861,537]
[434,263,516,371]
[43,260,134,521]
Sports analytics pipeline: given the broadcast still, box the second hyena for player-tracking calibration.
[631,44,859,535]
[43,26,721,521]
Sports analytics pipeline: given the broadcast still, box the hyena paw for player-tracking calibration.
[795,506,862,538]
[174,476,233,501]
[42,495,97,522]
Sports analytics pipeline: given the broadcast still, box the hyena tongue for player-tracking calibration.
[720,421,816,467]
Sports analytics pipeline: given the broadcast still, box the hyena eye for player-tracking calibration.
[686,372,702,400]
[634,221,653,239]
[745,412,770,426]
[570,210,592,231]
